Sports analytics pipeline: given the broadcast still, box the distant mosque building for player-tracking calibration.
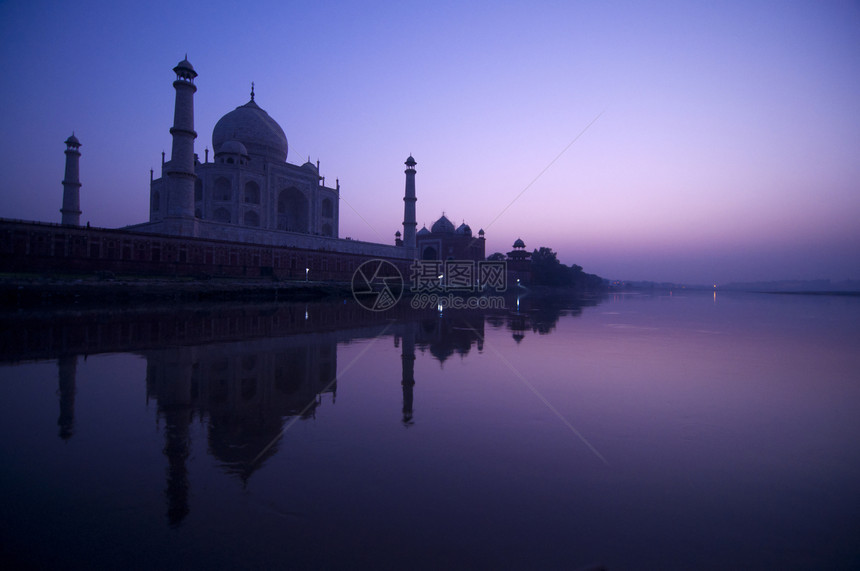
[416,214,485,261]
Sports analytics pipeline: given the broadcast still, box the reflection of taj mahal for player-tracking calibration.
[0,298,600,526]
[145,335,338,522]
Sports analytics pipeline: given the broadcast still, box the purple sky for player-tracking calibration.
[1,1,858,284]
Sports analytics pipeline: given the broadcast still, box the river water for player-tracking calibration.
[1,291,858,569]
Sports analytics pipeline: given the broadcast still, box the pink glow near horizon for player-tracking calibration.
[0,1,858,284]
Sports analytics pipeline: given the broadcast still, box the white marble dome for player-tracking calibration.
[213,99,288,163]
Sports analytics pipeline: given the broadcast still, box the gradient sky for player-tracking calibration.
[1,1,858,284]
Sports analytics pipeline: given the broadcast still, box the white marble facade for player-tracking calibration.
[148,84,339,242]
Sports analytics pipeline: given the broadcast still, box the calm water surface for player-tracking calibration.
[1,292,858,569]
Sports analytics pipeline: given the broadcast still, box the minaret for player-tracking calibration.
[402,155,417,251]
[165,56,198,235]
[60,134,82,226]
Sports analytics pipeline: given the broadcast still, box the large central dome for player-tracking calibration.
[212,99,288,163]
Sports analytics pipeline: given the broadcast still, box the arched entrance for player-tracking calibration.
[277,187,309,233]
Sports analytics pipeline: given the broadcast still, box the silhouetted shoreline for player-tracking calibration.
[611,280,860,296]
[0,274,352,308]
[761,290,860,297]
[1,273,612,310]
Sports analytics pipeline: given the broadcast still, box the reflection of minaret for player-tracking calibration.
[57,355,77,440]
[149,351,194,526]
[163,406,191,526]
[401,324,416,425]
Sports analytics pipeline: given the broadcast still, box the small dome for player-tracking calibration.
[216,140,248,156]
[213,98,288,163]
[456,223,472,236]
[478,228,485,236]
[176,58,194,72]
[173,57,197,79]
[65,133,80,147]
[417,226,431,237]
[513,238,526,249]
[431,215,455,234]
[405,155,417,167]
[302,161,318,173]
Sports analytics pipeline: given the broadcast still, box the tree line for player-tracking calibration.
[488,247,606,292]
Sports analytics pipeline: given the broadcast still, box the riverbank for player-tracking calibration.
[0,273,614,310]
[0,273,354,308]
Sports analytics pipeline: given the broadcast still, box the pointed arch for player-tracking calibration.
[277,187,309,233]
[244,181,260,204]
[214,177,231,201]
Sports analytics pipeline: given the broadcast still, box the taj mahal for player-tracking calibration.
[123,57,484,261]
[135,57,348,246]
[2,57,496,281]
[152,82,340,238]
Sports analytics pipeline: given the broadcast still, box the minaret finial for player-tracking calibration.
[250,81,255,101]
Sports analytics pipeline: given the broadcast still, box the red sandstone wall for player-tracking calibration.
[0,219,411,281]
